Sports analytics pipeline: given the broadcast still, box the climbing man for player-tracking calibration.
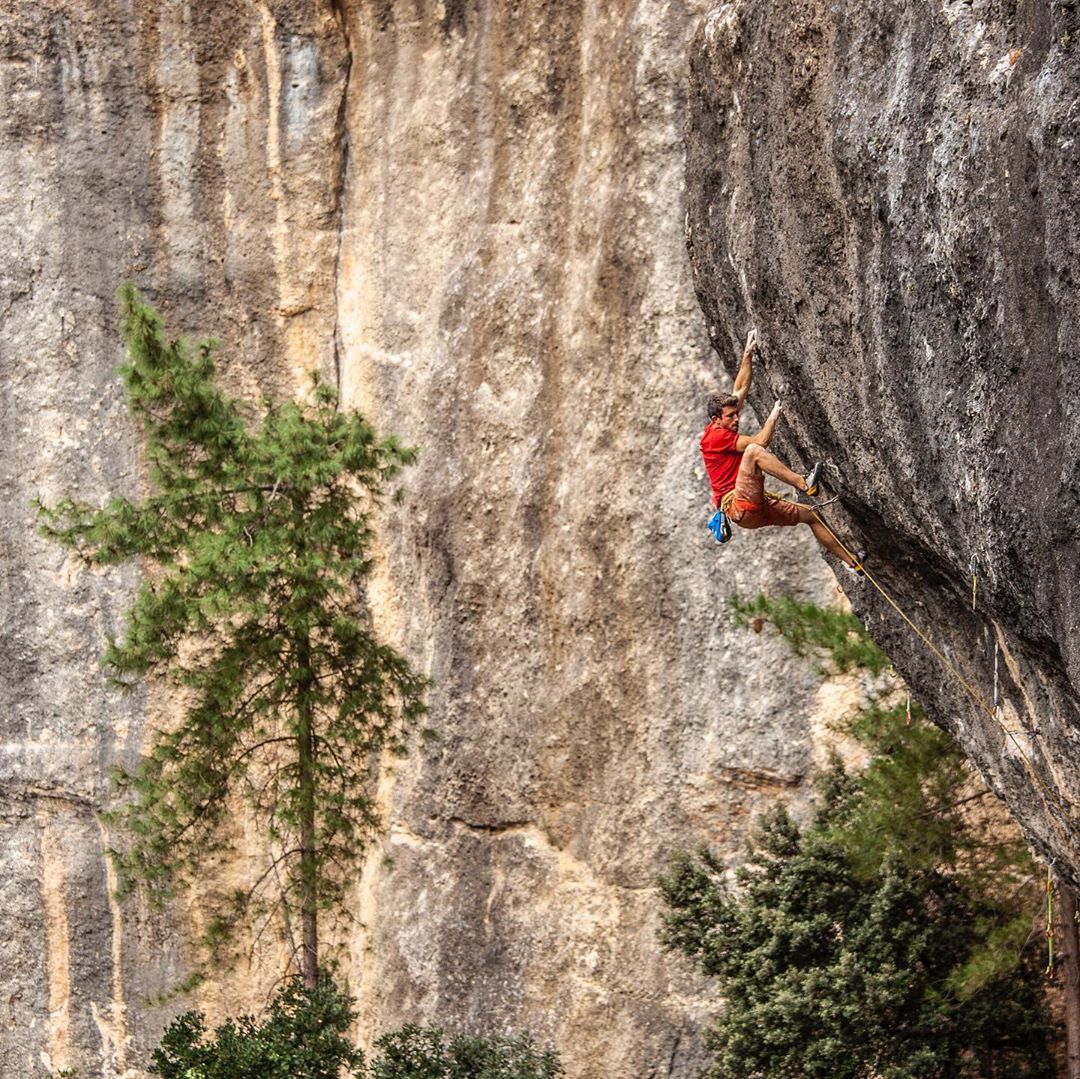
[700,330,863,572]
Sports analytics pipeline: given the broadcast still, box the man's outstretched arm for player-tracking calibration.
[736,400,781,451]
[732,329,756,408]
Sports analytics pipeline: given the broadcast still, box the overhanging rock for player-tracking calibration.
[686,0,1080,878]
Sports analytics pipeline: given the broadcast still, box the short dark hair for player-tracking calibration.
[707,393,739,419]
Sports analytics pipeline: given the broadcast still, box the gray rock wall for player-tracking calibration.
[686,0,1080,881]
[335,4,836,1075]
[1,3,836,1076]
[2,3,352,1075]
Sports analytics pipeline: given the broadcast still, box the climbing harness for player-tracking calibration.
[708,490,840,547]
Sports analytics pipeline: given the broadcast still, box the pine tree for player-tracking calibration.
[659,795,1053,1079]
[38,286,428,986]
[658,596,1056,1078]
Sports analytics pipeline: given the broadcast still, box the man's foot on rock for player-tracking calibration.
[845,550,867,578]
[803,462,823,497]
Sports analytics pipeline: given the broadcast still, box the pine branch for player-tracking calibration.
[41,288,429,982]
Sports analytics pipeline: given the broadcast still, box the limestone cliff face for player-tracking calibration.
[686,2,1080,880]
[1,3,840,1077]
[2,4,350,1075]
[334,5,841,1075]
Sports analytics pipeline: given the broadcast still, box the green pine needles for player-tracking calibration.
[659,796,1051,1079]
[659,596,1054,1078]
[150,977,365,1079]
[147,977,563,1079]
[38,286,428,986]
[727,593,891,676]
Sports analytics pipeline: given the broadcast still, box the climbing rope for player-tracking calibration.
[808,506,994,722]
[795,497,1080,863]
[1047,865,1057,980]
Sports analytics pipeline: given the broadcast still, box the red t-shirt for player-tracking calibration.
[700,421,742,505]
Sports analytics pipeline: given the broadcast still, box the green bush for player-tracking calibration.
[659,597,1055,1078]
[371,1025,563,1078]
[659,792,1052,1079]
[148,979,562,1079]
[150,978,364,1079]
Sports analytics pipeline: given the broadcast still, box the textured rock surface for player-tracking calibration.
[334,6,841,1075]
[686,0,1080,881]
[1,3,352,1075]
[0,2,843,1076]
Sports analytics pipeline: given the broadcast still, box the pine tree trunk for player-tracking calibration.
[1057,874,1080,1079]
[297,631,319,989]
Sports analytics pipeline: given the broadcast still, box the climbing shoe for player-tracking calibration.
[803,462,823,497]
[845,549,867,578]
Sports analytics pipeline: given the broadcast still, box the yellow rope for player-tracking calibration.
[1047,866,1057,979]
[787,497,1079,859]
[752,487,1077,963]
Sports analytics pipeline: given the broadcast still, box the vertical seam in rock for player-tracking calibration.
[39,814,72,1073]
[95,817,129,1076]
[329,0,354,398]
[256,5,289,315]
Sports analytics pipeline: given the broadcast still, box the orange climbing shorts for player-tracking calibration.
[724,468,801,530]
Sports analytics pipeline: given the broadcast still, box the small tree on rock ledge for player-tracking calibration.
[38,286,428,986]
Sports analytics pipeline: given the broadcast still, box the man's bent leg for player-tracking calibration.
[743,443,807,491]
[797,506,856,565]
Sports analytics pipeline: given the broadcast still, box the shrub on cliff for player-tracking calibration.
[150,977,363,1079]
[658,597,1055,1079]
[368,1025,563,1078]
[147,978,562,1079]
